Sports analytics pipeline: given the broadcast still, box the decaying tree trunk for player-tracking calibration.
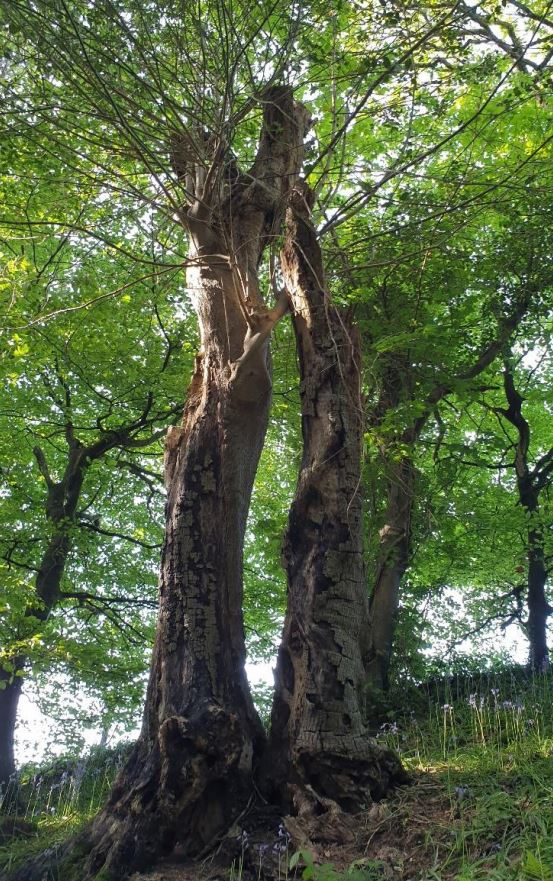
[266,182,406,824]
[20,88,310,881]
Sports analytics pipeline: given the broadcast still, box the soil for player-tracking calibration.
[128,772,461,881]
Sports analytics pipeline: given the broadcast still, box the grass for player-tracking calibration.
[0,743,130,876]
[2,669,553,880]
[370,668,553,881]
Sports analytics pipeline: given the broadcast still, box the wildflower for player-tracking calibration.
[468,693,477,708]
[491,688,499,697]
[234,830,249,852]
[379,722,399,735]
[501,700,514,710]
[277,823,291,844]
[454,785,470,800]
[442,704,453,711]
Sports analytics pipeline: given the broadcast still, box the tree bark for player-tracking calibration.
[502,361,551,671]
[527,528,550,672]
[0,446,86,791]
[0,660,24,796]
[364,456,415,692]
[40,88,310,881]
[266,182,405,822]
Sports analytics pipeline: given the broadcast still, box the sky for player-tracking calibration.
[15,629,529,767]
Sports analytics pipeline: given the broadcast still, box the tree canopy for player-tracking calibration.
[1,1,553,878]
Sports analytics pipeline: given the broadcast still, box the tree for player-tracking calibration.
[336,68,553,691]
[0,301,185,787]
[4,0,553,877]
[0,150,191,783]
[492,353,553,671]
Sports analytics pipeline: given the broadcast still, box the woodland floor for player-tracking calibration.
[127,773,458,881]
[3,668,553,881]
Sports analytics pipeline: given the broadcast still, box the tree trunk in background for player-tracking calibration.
[45,88,309,881]
[266,183,405,823]
[527,529,550,672]
[361,294,531,695]
[502,360,550,672]
[0,660,24,795]
[364,456,415,692]
[0,450,86,791]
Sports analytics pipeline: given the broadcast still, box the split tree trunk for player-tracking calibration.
[266,182,405,820]
[51,88,310,881]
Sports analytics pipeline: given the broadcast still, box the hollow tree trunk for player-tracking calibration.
[32,88,310,881]
[266,183,405,821]
[364,456,415,692]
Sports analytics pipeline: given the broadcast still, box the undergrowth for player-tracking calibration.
[0,743,130,876]
[2,668,553,880]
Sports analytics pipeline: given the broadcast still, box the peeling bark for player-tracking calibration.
[265,182,406,820]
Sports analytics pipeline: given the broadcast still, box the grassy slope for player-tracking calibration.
[2,672,553,881]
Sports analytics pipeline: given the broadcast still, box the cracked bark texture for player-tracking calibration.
[10,87,310,881]
[266,182,406,818]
